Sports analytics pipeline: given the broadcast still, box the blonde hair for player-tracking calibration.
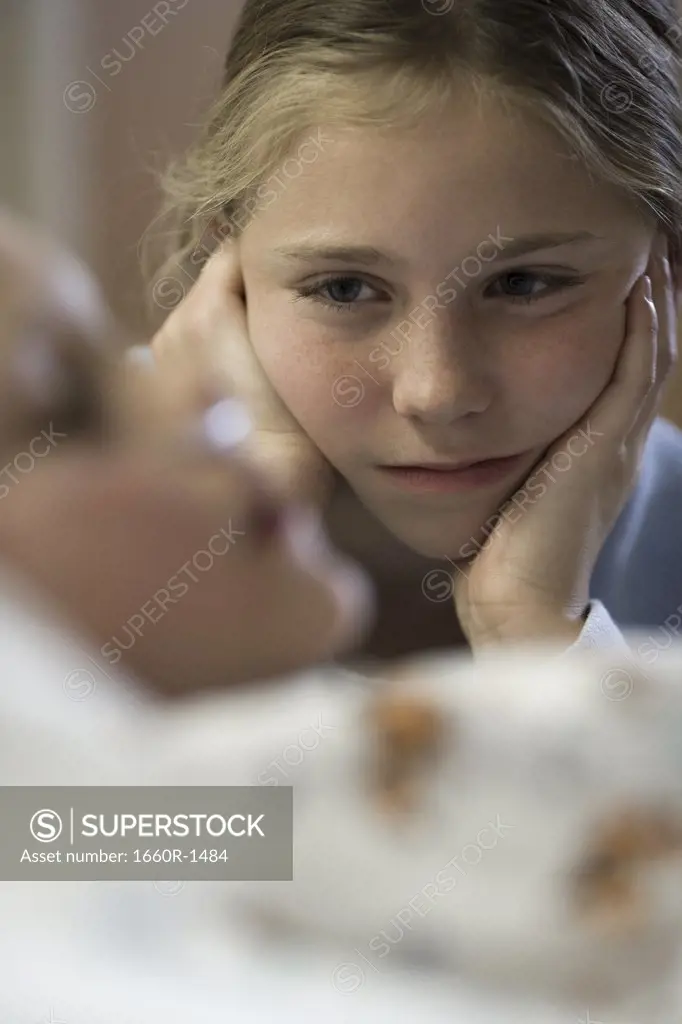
[148,0,682,306]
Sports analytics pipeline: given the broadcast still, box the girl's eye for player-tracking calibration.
[294,276,382,313]
[486,271,585,304]
[293,270,585,313]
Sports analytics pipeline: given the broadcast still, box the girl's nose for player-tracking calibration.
[389,317,492,425]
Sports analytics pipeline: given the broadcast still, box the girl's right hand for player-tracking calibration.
[150,241,332,503]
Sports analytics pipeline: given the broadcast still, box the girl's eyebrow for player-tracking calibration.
[499,231,604,260]
[271,244,401,266]
[271,232,603,267]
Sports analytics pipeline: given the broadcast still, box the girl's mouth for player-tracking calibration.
[375,453,529,493]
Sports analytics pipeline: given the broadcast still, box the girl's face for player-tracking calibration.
[238,87,656,559]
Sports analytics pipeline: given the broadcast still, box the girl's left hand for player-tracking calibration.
[454,241,678,650]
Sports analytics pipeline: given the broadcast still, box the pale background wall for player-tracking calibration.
[1,0,681,425]
[0,0,242,330]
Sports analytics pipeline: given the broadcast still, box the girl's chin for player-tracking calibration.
[372,518,487,562]
[396,535,478,561]
[365,499,501,558]
[361,468,540,561]
[330,475,507,563]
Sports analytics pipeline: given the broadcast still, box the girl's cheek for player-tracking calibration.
[249,291,629,454]
[502,302,627,431]
[248,305,377,435]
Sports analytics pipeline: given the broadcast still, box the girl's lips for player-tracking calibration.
[376,453,529,493]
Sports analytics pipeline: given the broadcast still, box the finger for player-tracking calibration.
[586,275,657,449]
[184,240,248,350]
[149,246,239,419]
[624,249,677,445]
[185,242,277,408]
[152,242,252,384]
[624,274,658,445]
[119,347,178,445]
[648,247,678,400]
[154,241,297,432]
[151,243,235,357]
